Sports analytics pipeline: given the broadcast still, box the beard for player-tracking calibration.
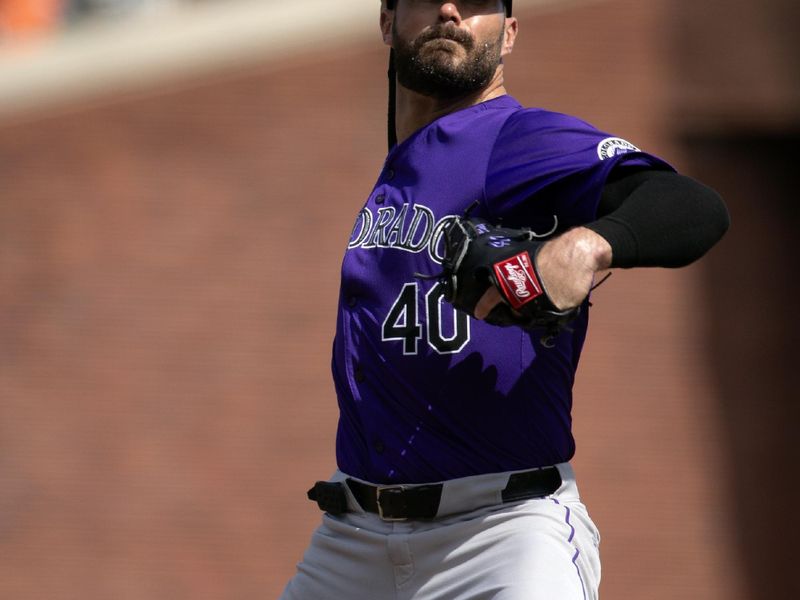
[392,22,504,100]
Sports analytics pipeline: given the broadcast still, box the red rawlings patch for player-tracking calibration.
[493,251,543,310]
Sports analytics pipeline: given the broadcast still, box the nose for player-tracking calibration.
[439,3,462,25]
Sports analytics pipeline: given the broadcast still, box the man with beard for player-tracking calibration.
[280,1,729,599]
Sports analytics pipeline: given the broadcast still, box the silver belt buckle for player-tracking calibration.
[376,485,408,521]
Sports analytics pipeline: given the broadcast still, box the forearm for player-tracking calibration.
[535,227,612,309]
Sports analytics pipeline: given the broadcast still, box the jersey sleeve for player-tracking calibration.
[483,109,675,226]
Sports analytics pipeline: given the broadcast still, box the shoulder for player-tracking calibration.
[487,104,612,172]
[490,105,658,170]
[497,106,610,147]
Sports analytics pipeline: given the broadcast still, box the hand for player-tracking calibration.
[474,227,612,320]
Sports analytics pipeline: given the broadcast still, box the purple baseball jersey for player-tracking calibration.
[333,95,672,484]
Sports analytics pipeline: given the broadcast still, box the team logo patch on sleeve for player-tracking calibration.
[493,251,543,310]
[597,137,640,160]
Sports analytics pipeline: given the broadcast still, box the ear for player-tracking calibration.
[380,5,394,46]
[501,17,518,56]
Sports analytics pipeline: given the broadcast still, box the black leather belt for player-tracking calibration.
[307,466,562,521]
[346,479,443,520]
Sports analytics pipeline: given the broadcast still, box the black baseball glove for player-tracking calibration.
[430,216,581,338]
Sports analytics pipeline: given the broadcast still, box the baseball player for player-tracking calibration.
[281,1,729,598]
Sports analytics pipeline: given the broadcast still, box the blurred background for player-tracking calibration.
[0,0,797,598]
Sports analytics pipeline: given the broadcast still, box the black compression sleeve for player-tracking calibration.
[586,169,730,268]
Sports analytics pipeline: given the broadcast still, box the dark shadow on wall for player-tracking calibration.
[683,132,800,600]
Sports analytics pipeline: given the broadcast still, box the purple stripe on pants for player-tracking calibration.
[553,499,587,600]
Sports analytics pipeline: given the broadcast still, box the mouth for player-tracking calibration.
[417,25,473,48]
[420,37,469,56]
[425,38,461,48]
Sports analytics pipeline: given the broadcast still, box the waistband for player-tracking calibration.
[307,463,577,521]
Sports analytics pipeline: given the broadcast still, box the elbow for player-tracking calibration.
[690,186,730,265]
[664,186,729,268]
[710,189,731,243]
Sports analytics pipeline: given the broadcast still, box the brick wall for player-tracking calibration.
[0,1,771,598]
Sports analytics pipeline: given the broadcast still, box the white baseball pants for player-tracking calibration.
[280,463,601,600]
